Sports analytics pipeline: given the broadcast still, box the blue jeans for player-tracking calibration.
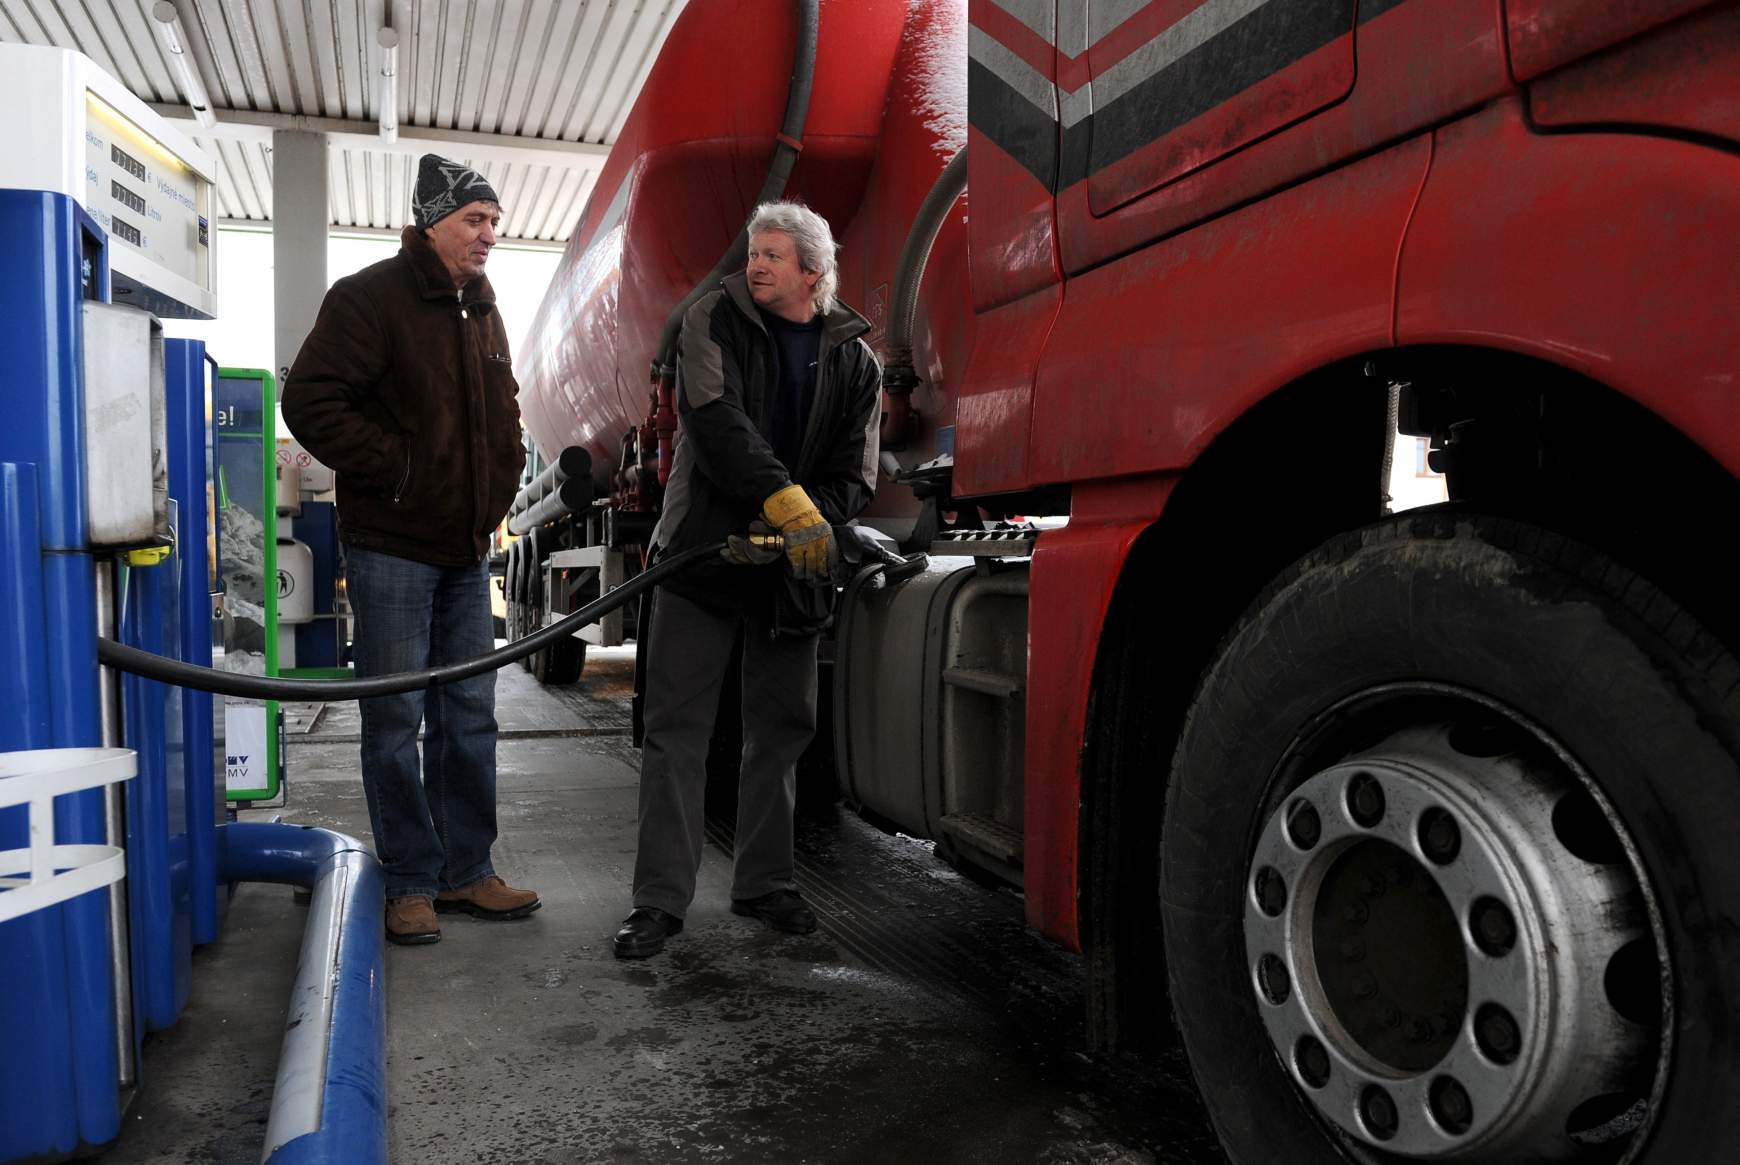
[345,546,499,898]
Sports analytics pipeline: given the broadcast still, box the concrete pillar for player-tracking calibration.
[271,130,328,389]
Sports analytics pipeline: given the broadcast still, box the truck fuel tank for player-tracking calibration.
[833,539,1030,884]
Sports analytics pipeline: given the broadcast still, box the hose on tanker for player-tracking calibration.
[651,0,819,378]
[879,146,969,450]
[97,541,725,702]
[887,146,968,359]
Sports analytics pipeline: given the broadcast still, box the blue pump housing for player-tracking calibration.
[0,189,123,1161]
[1,191,387,1165]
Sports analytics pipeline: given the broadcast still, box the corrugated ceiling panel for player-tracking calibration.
[240,139,275,219]
[473,0,524,134]
[239,1,295,111]
[495,0,557,137]
[0,0,684,242]
[204,137,272,221]
[540,1,607,141]
[368,148,389,228]
[606,0,681,140]
[562,0,632,141]
[111,1,179,100]
[190,1,251,112]
[306,0,345,119]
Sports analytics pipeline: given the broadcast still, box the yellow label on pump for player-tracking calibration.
[124,545,172,567]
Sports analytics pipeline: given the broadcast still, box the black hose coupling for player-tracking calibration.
[881,360,921,397]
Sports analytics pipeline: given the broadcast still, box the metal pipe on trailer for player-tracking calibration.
[508,474,594,536]
[507,446,593,521]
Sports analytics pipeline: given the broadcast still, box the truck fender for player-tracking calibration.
[1024,476,1176,948]
[1396,97,1740,480]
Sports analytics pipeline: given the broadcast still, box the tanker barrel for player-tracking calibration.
[508,474,594,535]
[509,446,593,517]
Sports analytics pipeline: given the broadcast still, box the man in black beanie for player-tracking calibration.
[283,154,538,945]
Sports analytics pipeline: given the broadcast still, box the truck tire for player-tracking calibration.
[1161,510,1740,1164]
[533,633,585,686]
[523,529,550,679]
[505,541,533,672]
[525,528,585,686]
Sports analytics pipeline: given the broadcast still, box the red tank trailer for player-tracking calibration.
[511,3,1740,1160]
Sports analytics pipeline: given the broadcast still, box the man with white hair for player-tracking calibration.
[614,201,882,958]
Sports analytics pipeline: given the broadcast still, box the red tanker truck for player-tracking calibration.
[508,2,1740,1160]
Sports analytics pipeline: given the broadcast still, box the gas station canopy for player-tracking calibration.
[0,0,688,244]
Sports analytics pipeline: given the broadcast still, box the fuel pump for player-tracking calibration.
[0,42,227,1164]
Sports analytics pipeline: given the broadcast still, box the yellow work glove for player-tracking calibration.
[760,484,834,583]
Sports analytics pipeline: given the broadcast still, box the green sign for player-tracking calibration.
[214,367,281,801]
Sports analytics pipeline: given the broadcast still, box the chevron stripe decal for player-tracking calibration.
[971,0,1402,193]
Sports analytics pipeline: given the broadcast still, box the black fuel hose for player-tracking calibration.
[651,0,818,378]
[97,541,724,702]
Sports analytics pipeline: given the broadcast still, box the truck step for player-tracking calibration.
[940,813,1024,865]
[942,666,1023,698]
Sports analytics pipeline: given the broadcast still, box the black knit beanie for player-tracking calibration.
[412,154,500,230]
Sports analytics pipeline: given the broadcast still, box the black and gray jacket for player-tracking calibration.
[652,270,881,633]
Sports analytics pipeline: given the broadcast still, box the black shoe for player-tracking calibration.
[730,889,817,934]
[613,907,683,959]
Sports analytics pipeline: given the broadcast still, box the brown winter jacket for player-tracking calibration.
[283,225,525,566]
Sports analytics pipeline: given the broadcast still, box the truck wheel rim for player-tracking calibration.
[1243,703,1664,1161]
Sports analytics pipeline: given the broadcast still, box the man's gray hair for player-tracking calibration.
[747,201,839,315]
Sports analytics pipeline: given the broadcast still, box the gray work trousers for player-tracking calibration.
[631,587,820,918]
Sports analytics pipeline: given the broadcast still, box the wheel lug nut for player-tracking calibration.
[1341,939,1367,963]
[1286,800,1322,850]
[1254,867,1287,917]
[1347,773,1386,827]
[1295,1036,1331,1088]
[1471,897,1517,956]
[1418,807,1461,864]
[1343,900,1369,925]
[1353,972,1378,1000]
[1409,1018,1434,1043]
[1475,1003,1521,1065]
[1430,1076,1473,1135]
[1360,1085,1399,1140]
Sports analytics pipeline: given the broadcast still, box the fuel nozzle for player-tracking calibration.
[831,524,928,584]
[723,525,928,585]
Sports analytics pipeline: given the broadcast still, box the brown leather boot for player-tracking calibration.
[385,895,440,945]
[435,875,541,921]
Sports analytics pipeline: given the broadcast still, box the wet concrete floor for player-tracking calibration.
[104,650,1225,1164]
